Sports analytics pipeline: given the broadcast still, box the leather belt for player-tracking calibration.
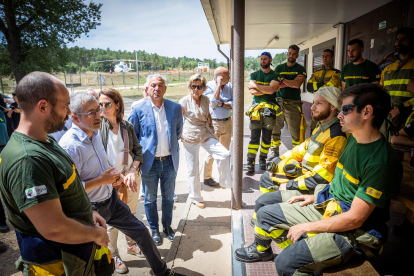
[154,155,171,161]
[212,117,231,121]
[91,197,111,206]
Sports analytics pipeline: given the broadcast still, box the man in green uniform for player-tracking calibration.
[306,49,341,133]
[341,39,381,89]
[234,83,402,276]
[0,72,113,276]
[268,45,307,160]
[244,52,282,172]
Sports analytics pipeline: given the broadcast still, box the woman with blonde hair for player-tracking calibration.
[179,74,232,209]
[99,88,143,273]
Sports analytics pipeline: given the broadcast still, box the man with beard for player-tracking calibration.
[380,28,414,129]
[60,92,181,276]
[341,39,381,89]
[234,83,402,276]
[0,72,114,275]
[306,49,341,133]
[258,87,347,195]
[268,45,307,160]
[244,52,282,172]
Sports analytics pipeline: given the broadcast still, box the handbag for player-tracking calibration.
[115,122,130,204]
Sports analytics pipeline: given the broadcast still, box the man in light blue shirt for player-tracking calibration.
[203,67,233,187]
[60,92,178,276]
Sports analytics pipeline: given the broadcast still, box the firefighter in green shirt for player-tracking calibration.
[341,39,381,90]
[268,45,307,160]
[244,52,282,172]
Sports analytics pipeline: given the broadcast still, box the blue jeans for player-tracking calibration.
[141,158,177,230]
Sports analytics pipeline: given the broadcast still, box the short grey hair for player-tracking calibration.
[70,92,97,114]
[147,74,167,86]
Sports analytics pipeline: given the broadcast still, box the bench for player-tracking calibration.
[323,257,379,276]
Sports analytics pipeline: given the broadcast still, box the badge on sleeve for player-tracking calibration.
[25,185,47,199]
[366,187,382,199]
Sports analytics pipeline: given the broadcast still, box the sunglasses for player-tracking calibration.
[341,104,357,115]
[99,101,113,109]
[190,85,204,90]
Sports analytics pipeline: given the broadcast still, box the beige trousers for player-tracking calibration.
[108,171,141,256]
[203,118,232,179]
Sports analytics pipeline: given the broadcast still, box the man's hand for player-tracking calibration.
[286,194,315,206]
[247,80,258,90]
[92,211,107,229]
[100,167,120,184]
[94,226,110,247]
[216,76,224,86]
[383,51,396,61]
[124,172,138,193]
[287,223,310,243]
[390,106,400,118]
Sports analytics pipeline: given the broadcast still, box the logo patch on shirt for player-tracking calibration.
[366,187,382,199]
[25,185,47,199]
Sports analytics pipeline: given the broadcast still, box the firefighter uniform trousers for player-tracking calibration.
[271,98,303,154]
[251,186,381,276]
[247,102,282,163]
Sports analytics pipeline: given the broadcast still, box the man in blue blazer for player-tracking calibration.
[129,74,183,246]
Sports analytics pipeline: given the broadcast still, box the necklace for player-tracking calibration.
[375,133,381,141]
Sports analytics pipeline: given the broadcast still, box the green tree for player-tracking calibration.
[0,0,102,82]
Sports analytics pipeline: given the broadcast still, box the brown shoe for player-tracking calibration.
[126,243,144,257]
[114,255,128,274]
[193,202,205,209]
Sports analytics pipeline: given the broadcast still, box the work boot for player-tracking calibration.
[113,255,128,274]
[267,149,279,161]
[243,161,255,172]
[204,178,219,187]
[0,222,10,233]
[234,242,274,262]
[259,159,267,171]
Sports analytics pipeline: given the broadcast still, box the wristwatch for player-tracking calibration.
[132,165,138,170]
[91,204,98,212]
[280,77,285,83]
[218,101,223,107]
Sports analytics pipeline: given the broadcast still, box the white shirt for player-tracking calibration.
[107,124,133,172]
[150,100,171,157]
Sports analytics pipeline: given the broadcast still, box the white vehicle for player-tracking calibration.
[91,59,138,73]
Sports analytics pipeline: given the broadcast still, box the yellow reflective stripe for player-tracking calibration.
[257,81,270,85]
[326,81,334,87]
[63,164,77,190]
[265,103,275,109]
[260,148,269,154]
[303,152,319,163]
[313,165,333,182]
[336,162,343,170]
[323,200,343,219]
[388,91,414,97]
[256,244,270,252]
[307,232,317,237]
[384,79,410,86]
[298,176,308,190]
[261,141,270,148]
[95,246,112,263]
[313,82,318,91]
[260,186,274,194]
[297,143,306,156]
[345,173,360,185]
[277,239,293,249]
[29,261,65,276]
[253,212,257,220]
[271,140,281,147]
[248,149,258,154]
[292,140,300,145]
[248,144,260,149]
[255,225,285,240]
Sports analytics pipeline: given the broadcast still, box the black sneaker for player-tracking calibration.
[259,159,267,171]
[204,178,220,187]
[234,243,274,262]
[0,222,9,233]
[243,161,255,172]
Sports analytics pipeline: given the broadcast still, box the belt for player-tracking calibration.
[212,117,231,121]
[91,197,111,206]
[154,155,171,161]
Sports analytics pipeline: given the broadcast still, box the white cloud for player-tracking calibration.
[70,0,286,62]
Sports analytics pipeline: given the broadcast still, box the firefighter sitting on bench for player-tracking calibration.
[234,83,402,276]
[260,86,347,194]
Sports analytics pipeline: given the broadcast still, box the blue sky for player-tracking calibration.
[70,0,286,62]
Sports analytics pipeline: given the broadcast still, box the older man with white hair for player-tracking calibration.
[203,67,233,187]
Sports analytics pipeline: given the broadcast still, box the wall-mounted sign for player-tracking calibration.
[379,21,386,30]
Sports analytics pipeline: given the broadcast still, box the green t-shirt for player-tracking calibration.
[330,134,402,208]
[0,132,93,236]
[250,69,279,103]
[275,62,307,100]
[340,60,381,89]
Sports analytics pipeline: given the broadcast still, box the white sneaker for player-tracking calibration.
[113,255,128,274]
[173,194,178,202]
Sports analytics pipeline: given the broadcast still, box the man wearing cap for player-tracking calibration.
[268,45,307,160]
[244,52,282,172]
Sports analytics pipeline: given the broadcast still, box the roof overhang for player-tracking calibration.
[200,0,393,49]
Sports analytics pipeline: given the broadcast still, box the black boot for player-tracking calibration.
[259,159,267,171]
[243,160,255,172]
[234,242,274,262]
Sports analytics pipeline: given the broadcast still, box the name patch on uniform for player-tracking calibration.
[25,185,47,199]
[324,146,340,157]
[366,187,382,199]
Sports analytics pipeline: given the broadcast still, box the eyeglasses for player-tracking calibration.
[341,104,357,115]
[99,101,113,109]
[190,85,204,90]
[74,107,102,118]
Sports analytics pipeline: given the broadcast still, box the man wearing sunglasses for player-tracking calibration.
[235,83,402,275]
[203,67,233,186]
[60,92,179,276]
